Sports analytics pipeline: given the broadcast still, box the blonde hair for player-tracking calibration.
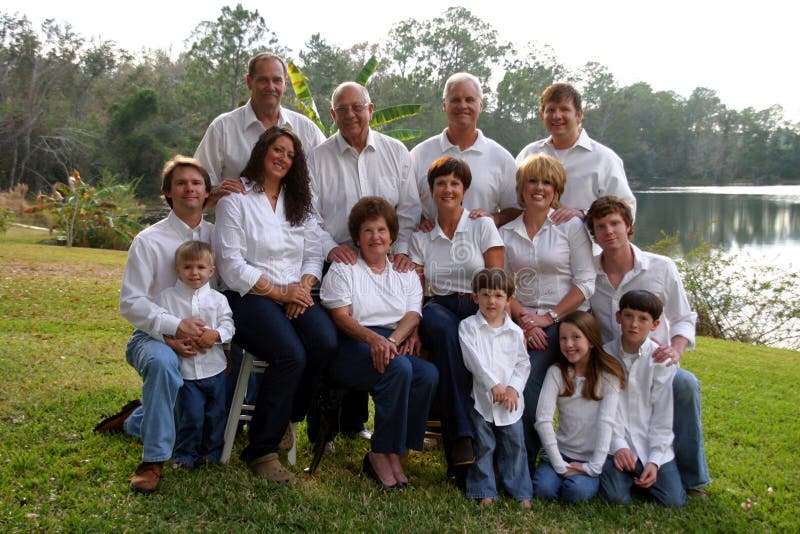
[515,153,566,208]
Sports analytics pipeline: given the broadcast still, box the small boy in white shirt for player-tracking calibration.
[600,289,687,507]
[459,268,532,507]
[156,240,234,469]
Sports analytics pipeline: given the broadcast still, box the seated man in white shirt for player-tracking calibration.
[194,52,326,207]
[307,81,422,441]
[93,156,214,493]
[587,196,710,496]
[516,83,636,225]
[410,72,520,227]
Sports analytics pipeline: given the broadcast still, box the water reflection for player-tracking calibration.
[633,186,800,269]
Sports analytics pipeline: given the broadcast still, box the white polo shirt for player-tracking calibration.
[408,210,504,296]
[500,211,595,314]
[410,129,519,219]
[194,101,326,186]
[308,130,421,256]
[155,280,234,380]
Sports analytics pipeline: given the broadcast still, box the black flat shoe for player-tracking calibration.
[362,453,397,491]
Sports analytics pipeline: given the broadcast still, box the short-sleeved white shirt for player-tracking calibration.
[212,178,323,296]
[500,211,595,313]
[155,280,234,380]
[194,101,325,186]
[410,129,519,219]
[320,256,423,328]
[308,130,421,256]
[408,210,504,296]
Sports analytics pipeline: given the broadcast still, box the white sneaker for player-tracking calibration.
[324,441,335,456]
[357,429,372,441]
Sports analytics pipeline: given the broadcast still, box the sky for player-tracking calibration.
[4,0,799,123]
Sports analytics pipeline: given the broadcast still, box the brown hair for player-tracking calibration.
[471,268,515,297]
[247,52,287,79]
[556,311,625,399]
[174,240,214,265]
[427,156,472,191]
[240,126,312,227]
[161,155,211,209]
[515,153,566,208]
[539,82,583,115]
[348,196,399,246]
[584,196,634,239]
[619,290,663,322]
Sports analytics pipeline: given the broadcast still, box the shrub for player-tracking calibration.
[0,207,15,234]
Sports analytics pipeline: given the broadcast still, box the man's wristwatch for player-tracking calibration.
[546,310,559,324]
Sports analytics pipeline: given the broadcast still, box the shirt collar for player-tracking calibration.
[174,278,211,298]
[438,128,487,154]
[475,309,514,332]
[546,128,593,152]
[334,129,375,154]
[429,209,471,241]
[166,210,204,238]
[507,210,554,240]
[244,100,287,130]
[594,243,648,275]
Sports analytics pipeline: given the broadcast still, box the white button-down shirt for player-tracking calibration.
[212,178,324,295]
[408,210,504,296]
[535,365,621,476]
[119,211,214,340]
[308,130,421,256]
[155,280,234,380]
[459,312,530,427]
[410,129,519,219]
[516,129,636,219]
[591,244,697,348]
[194,101,326,186]
[500,211,595,313]
[320,257,423,328]
[604,338,676,468]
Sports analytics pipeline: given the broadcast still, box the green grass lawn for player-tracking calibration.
[1,226,797,532]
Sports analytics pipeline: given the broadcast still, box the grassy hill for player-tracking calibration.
[0,227,797,532]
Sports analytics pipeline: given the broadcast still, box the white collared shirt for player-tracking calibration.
[500,210,595,313]
[410,129,519,219]
[516,129,636,219]
[320,256,423,328]
[459,312,530,427]
[604,338,676,468]
[535,365,621,476]
[591,244,697,348]
[408,210,504,296]
[194,101,326,186]
[119,211,214,339]
[308,130,421,256]
[155,280,234,380]
[212,178,324,295]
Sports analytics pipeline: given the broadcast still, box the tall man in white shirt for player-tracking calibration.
[516,83,636,224]
[307,82,421,439]
[194,52,326,207]
[410,72,520,226]
[586,196,710,496]
[94,155,214,493]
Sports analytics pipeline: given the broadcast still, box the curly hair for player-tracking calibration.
[240,126,312,227]
[555,311,625,400]
[347,196,399,246]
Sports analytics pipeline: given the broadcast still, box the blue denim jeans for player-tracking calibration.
[599,455,687,507]
[173,370,226,466]
[329,327,438,454]
[226,292,337,462]
[419,294,478,451]
[521,324,560,475]
[532,454,600,502]
[673,368,711,489]
[123,330,184,463]
[466,407,532,501]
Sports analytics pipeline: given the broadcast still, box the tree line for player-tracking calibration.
[1,5,798,201]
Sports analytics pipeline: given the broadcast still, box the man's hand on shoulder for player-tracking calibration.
[550,205,583,225]
[327,245,358,265]
[206,178,246,208]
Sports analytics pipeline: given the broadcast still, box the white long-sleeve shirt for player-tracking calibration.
[194,101,325,186]
[500,210,595,313]
[516,129,636,219]
[604,337,676,468]
[308,130,421,256]
[119,211,214,340]
[155,280,234,380]
[212,178,324,296]
[591,244,697,348]
[410,129,519,220]
[535,365,621,476]
[459,312,530,427]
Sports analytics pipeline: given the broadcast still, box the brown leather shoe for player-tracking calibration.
[93,399,141,434]
[130,461,164,493]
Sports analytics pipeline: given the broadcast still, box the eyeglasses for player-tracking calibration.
[333,103,371,115]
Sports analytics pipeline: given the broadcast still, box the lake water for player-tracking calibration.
[633,185,800,271]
